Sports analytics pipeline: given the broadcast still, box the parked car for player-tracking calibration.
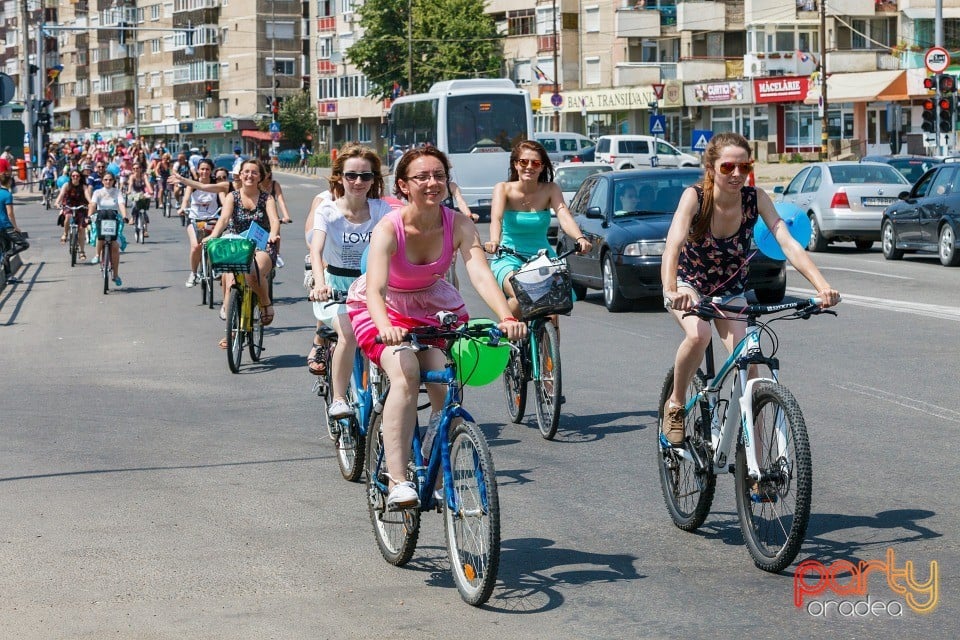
[557,168,786,311]
[880,163,960,266]
[594,135,699,170]
[568,145,596,162]
[275,149,300,166]
[774,161,910,251]
[860,155,941,185]
[549,162,613,243]
[534,132,595,163]
[213,153,249,173]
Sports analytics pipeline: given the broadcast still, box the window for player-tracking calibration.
[266,21,295,40]
[585,57,600,85]
[318,36,333,59]
[151,105,161,121]
[507,9,535,36]
[195,100,206,119]
[179,102,190,118]
[513,60,531,85]
[536,6,556,35]
[584,6,599,33]
[267,58,295,76]
[357,122,371,142]
[164,103,174,118]
[93,110,102,125]
[150,72,161,88]
[151,39,161,54]
[151,4,160,20]
[317,0,333,18]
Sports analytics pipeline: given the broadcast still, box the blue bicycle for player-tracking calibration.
[365,319,503,606]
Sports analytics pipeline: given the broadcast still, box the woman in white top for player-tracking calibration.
[87,171,128,286]
[181,159,222,287]
[308,144,391,419]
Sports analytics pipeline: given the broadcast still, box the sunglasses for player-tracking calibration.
[343,171,375,182]
[516,158,543,169]
[717,161,754,176]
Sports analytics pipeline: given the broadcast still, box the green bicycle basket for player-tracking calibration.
[206,237,256,273]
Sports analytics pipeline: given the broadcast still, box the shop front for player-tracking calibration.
[684,80,770,156]
[180,118,257,156]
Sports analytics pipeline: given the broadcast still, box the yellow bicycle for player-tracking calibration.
[207,237,265,373]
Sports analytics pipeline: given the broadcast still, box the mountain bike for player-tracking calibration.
[222,264,267,373]
[42,178,56,209]
[63,205,87,267]
[94,210,121,295]
[493,245,576,440]
[130,193,150,244]
[656,296,837,573]
[162,184,175,218]
[365,318,503,606]
[189,210,221,309]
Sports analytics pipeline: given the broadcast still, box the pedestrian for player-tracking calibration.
[0,173,29,282]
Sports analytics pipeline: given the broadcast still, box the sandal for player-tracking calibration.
[307,342,327,376]
[60,234,66,244]
[219,337,228,349]
[79,253,87,261]
[259,304,275,326]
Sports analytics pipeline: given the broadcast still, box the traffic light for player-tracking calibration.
[271,99,279,115]
[922,98,937,133]
[939,96,954,132]
[205,83,213,100]
[924,76,937,92]
[939,74,957,93]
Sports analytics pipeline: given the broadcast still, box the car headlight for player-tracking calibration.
[623,241,666,256]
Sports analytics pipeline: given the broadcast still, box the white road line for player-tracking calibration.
[787,287,960,322]
[786,265,913,280]
[833,382,960,424]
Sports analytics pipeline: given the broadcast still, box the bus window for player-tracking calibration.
[391,99,439,148]
[446,94,529,154]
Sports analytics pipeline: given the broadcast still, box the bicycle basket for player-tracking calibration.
[97,210,119,241]
[508,255,573,319]
[206,237,255,273]
[451,319,511,387]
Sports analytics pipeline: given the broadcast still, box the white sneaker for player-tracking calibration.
[90,255,99,265]
[276,255,285,268]
[386,481,419,510]
[328,399,355,419]
[185,273,198,287]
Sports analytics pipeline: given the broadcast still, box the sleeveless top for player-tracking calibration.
[501,209,554,257]
[388,206,456,291]
[62,184,88,209]
[188,188,220,220]
[230,190,269,234]
[677,185,759,297]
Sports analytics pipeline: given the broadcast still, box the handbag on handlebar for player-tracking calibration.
[508,253,573,319]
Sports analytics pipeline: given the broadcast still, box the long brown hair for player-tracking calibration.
[508,140,554,183]
[689,132,752,242]
[328,143,384,199]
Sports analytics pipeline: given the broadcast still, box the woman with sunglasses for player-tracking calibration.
[180,158,222,288]
[55,170,90,254]
[484,140,592,319]
[127,163,153,238]
[346,146,525,509]
[306,144,392,418]
[659,131,840,447]
[204,159,280,329]
[88,171,129,285]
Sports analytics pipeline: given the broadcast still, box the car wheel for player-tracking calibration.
[571,281,587,301]
[620,164,634,170]
[807,213,828,252]
[939,225,960,266]
[601,254,629,312]
[854,240,873,251]
[881,220,904,260]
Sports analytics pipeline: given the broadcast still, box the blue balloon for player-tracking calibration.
[754,203,812,260]
[56,174,69,188]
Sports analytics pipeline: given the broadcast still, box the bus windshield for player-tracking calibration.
[446,94,529,154]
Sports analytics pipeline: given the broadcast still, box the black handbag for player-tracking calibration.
[56,212,65,227]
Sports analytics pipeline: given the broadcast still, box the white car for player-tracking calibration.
[595,135,699,170]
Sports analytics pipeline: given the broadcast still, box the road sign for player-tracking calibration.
[692,129,714,152]
[0,73,15,106]
[649,115,666,136]
[652,83,665,100]
[551,93,563,108]
[925,47,950,74]
[270,132,280,142]
[269,121,280,133]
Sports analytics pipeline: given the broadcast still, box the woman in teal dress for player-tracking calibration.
[484,140,592,319]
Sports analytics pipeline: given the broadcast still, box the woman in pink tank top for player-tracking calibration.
[347,147,526,510]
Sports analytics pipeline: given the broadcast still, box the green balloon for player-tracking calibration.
[451,319,511,387]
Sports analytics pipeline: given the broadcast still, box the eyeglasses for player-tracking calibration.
[405,172,447,184]
[717,161,754,176]
[516,158,543,169]
[343,171,375,182]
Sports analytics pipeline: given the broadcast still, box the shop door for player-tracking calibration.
[866,107,891,156]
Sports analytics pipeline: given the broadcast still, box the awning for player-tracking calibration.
[804,70,905,105]
[241,129,280,141]
[903,8,960,20]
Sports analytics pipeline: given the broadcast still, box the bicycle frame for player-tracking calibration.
[233,273,256,332]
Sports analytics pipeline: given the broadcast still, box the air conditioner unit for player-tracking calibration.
[344,13,355,24]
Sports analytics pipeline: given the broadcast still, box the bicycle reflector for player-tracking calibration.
[922,98,937,133]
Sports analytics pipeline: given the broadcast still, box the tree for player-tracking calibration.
[277,91,317,147]
[348,0,503,101]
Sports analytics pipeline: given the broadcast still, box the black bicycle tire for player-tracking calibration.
[226,288,243,373]
[533,322,562,440]
[734,382,812,573]
[366,412,420,565]
[70,229,77,267]
[102,244,111,295]
[655,367,716,531]
[443,420,501,606]
[502,340,527,423]
[248,296,264,362]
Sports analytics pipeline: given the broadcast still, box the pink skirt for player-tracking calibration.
[347,275,468,365]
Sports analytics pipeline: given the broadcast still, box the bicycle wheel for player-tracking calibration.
[532,322,562,440]
[203,251,215,309]
[336,376,366,482]
[226,288,243,373]
[365,412,420,565]
[102,246,111,295]
[734,382,812,573]
[501,339,527,423]
[444,420,501,606]
[248,299,264,362]
[315,341,336,441]
[69,229,78,267]
[656,367,716,531]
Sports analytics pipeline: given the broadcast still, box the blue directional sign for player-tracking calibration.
[269,121,281,133]
[692,129,713,152]
[649,115,666,136]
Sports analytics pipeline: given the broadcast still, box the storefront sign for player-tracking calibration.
[753,76,809,103]
[688,81,747,104]
[547,81,684,113]
[192,118,235,134]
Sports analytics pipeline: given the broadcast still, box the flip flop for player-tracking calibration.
[259,304,275,326]
[219,337,228,349]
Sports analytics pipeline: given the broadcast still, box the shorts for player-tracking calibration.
[312,271,356,326]
[489,253,524,289]
[667,279,748,312]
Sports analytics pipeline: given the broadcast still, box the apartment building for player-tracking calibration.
[309,0,960,159]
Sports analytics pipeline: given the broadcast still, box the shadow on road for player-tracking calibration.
[0,261,44,325]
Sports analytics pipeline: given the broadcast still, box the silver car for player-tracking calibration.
[774,161,910,251]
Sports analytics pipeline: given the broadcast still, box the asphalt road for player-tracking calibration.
[1,175,955,638]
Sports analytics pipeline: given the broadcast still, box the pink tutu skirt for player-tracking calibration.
[347,275,468,365]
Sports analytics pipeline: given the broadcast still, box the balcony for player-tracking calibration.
[746,0,815,23]
[97,57,135,75]
[97,89,135,109]
[76,96,89,110]
[173,44,218,65]
[172,7,220,27]
[614,63,672,86]
[677,2,725,32]
[676,58,728,82]
[828,49,886,73]
[317,16,335,32]
[743,51,818,78]
[615,8,662,39]
[173,80,216,101]
[76,65,88,80]
[538,35,556,53]
[317,60,337,75]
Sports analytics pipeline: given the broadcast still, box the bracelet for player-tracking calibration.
[502,316,518,323]
[576,236,586,242]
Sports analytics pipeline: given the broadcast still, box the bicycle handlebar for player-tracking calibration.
[489,244,578,262]
[682,296,840,321]
[374,321,504,349]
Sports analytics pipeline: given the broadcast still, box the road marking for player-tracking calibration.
[833,382,960,424]
[787,287,960,322]
[787,265,912,280]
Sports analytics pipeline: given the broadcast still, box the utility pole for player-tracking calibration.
[407,0,413,93]
[819,0,828,161]
[936,0,947,156]
[551,0,559,132]
[272,0,277,123]
[20,0,34,163]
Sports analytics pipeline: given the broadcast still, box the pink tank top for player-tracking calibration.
[388,206,456,291]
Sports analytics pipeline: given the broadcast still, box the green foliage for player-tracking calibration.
[348,0,503,101]
[308,153,331,168]
[278,92,318,147]
[789,152,804,163]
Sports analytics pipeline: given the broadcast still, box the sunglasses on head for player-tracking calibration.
[717,161,754,176]
[516,158,543,169]
[343,171,375,182]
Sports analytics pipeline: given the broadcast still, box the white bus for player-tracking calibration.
[387,78,534,219]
